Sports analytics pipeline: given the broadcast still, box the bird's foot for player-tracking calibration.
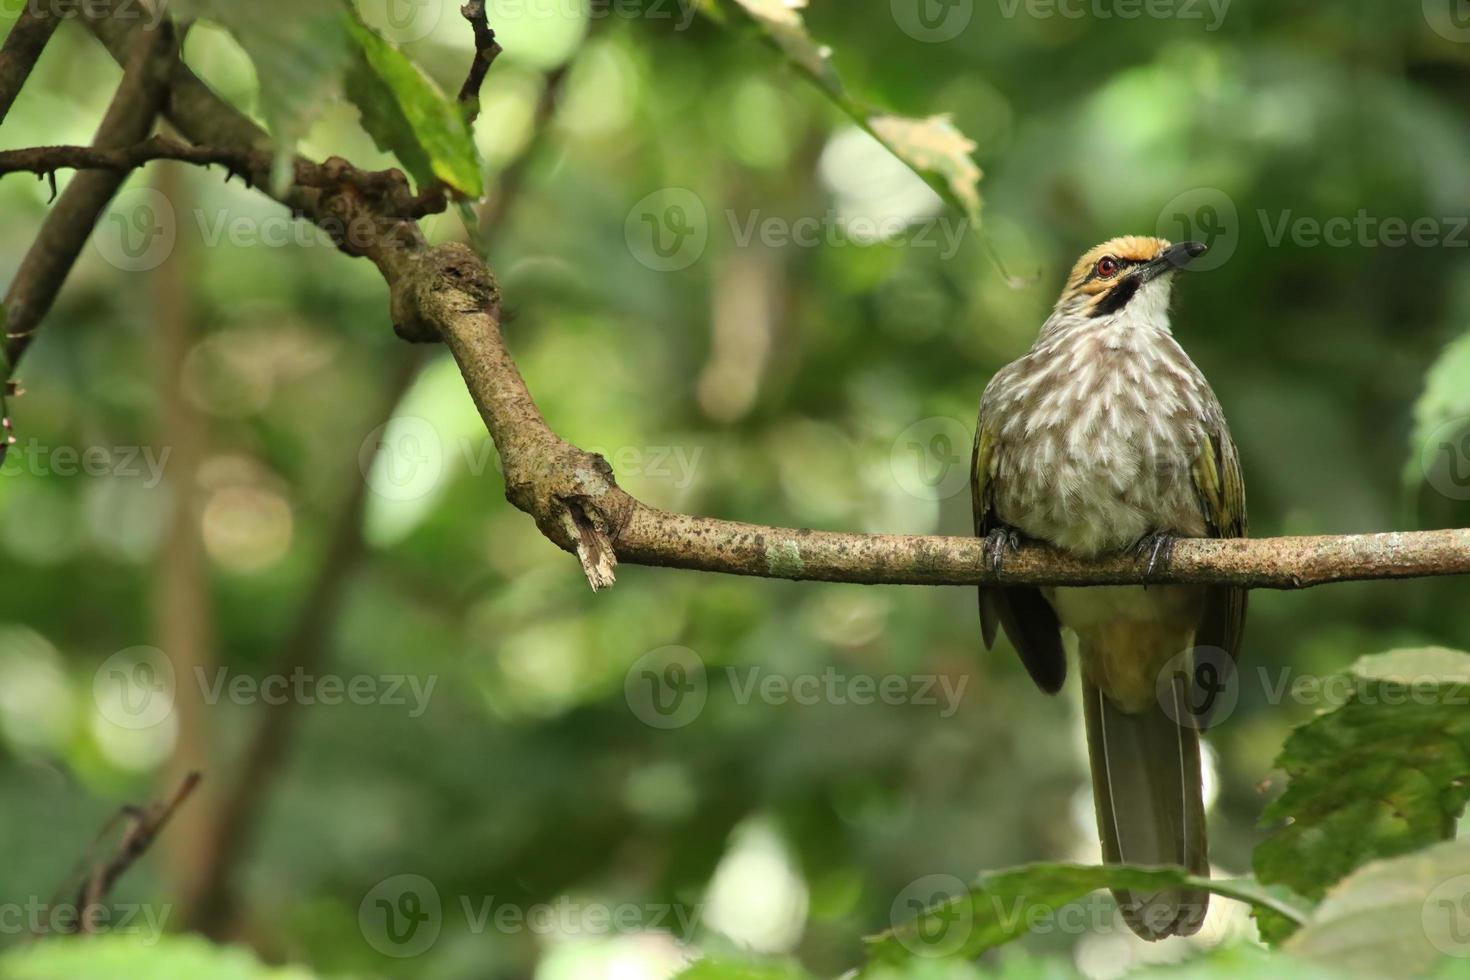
[983,526,1023,575]
[1130,532,1176,585]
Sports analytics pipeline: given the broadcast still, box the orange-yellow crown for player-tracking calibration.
[1064,236,1171,298]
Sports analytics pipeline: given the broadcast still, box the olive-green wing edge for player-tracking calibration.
[1191,427,1249,702]
[973,412,1067,694]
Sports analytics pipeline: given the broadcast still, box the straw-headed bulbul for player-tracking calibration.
[970,236,1247,940]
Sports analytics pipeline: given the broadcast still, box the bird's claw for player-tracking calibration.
[983,526,1022,575]
[1131,532,1176,584]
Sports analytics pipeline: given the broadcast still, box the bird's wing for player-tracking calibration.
[973,408,1067,694]
[1191,423,1249,710]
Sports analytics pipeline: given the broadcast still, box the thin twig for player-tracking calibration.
[2,22,176,374]
[0,136,262,179]
[48,772,202,936]
[457,0,502,123]
[0,5,60,125]
[0,137,449,219]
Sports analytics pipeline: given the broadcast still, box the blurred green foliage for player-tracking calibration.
[2,0,1470,978]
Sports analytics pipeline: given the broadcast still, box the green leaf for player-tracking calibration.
[1406,331,1470,488]
[0,935,320,980]
[173,0,351,167]
[1285,839,1470,978]
[1253,646,1470,942]
[868,114,982,226]
[341,10,484,198]
[711,0,982,224]
[862,862,1308,967]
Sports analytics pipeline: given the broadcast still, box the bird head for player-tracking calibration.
[1055,236,1208,321]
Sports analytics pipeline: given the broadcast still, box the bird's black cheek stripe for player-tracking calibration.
[1091,276,1139,317]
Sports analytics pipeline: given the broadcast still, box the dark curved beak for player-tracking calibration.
[1139,241,1208,282]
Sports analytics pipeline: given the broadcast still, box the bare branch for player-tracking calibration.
[3,20,176,373]
[457,0,502,122]
[0,135,257,177]
[0,136,449,218]
[48,772,202,936]
[74,8,1470,594]
[0,4,60,125]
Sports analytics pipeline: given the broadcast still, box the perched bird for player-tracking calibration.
[970,236,1247,940]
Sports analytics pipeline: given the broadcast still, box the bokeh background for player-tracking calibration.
[2,0,1470,977]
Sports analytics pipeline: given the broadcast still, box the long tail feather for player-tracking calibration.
[1082,673,1208,940]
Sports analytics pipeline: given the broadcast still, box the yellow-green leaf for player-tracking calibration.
[341,10,484,198]
[713,0,982,224]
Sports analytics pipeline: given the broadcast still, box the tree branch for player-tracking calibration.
[0,4,60,125]
[76,8,1470,593]
[3,20,176,373]
[457,0,501,122]
[48,772,201,935]
[0,136,449,217]
[0,135,256,176]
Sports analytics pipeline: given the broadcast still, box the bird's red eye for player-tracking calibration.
[1096,256,1119,279]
